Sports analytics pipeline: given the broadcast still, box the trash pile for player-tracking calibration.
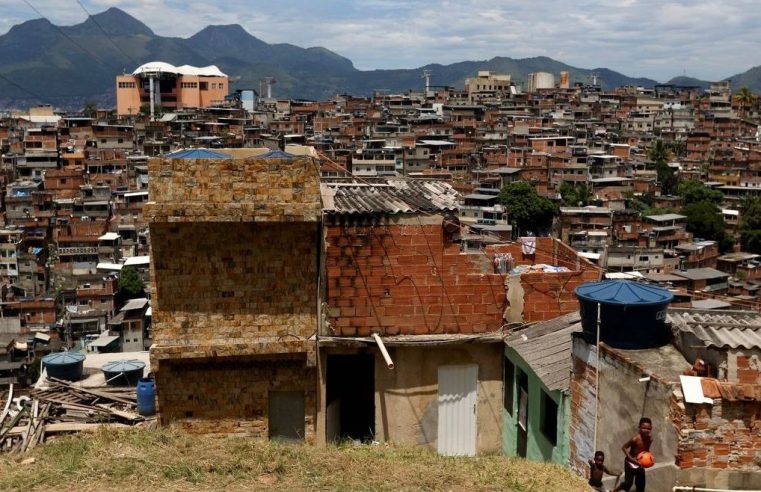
[0,377,148,454]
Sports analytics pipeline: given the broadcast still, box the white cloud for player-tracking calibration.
[0,0,759,81]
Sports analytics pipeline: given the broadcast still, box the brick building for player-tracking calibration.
[317,181,600,455]
[147,153,321,440]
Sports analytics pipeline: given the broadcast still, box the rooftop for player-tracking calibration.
[668,308,761,350]
[321,179,460,215]
[505,312,581,392]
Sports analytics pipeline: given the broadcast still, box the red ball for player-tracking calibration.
[637,451,655,468]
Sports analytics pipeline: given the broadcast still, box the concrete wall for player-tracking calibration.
[503,347,570,465]
[570,337,680,492]
[317,343,503,454]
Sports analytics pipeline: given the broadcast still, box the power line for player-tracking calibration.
[20,0,121,76]
[74,0,138,68]
[0,72,50,104]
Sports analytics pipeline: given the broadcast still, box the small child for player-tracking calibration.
[588,450,619,492]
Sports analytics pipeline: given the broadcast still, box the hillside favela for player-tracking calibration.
[0,4,761,491]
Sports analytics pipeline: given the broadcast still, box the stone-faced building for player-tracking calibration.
[146,153,321,440]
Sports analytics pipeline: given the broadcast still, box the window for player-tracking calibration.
[504,357,515,416]
[540,391,558,445]
[639,256,649,262]
[199,82,208,91]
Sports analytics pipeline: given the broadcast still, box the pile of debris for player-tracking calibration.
[0,377,148,453]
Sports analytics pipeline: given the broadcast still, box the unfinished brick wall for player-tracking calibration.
[324,217,506,336]
[155,355,317,441]
[674,398,761,472]
[487,239,601,322]
[324,220,601,335]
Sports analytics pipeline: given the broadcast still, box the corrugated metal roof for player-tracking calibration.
[668,308,761,349]
[321,179,460,215]
[121,298,149,312]
[505,311,581,392]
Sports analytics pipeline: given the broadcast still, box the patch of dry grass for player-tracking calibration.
[0,427,589,491]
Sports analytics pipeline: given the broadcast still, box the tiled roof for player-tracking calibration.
[700,378,761,402]
[321,179,460,215]
[505,311,581,392]
[668,308,761,349]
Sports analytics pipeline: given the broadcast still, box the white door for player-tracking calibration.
[437,364,478,456]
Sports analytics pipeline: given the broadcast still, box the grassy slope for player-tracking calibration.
[0,427,589,491]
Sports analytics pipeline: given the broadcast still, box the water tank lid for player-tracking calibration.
[42,351,86,366]
[575,280,673,306]
[102,359,146,373]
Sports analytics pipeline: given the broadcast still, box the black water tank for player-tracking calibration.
[575,280,673,349]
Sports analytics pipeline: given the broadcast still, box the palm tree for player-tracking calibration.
[733,86,757,115]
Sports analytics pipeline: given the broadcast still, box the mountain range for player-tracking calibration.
[0,8,758,110]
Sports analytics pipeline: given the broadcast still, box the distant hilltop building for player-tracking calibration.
[464,71,513,103]
[116,62,229,116]
[527,71,555,93]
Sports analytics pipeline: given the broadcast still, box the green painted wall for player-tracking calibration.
[502,347,570,465]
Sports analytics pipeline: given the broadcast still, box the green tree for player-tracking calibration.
[734,86,757,114]
[678,180,723,207]
[682,201,727,243]
[649,139,678,196]
[118,266,145,299]
[83,101,97,119]
[739,196,761,253]
[498,181,556,235]
[559,182,592,207]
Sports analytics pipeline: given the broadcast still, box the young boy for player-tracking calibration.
[614,417,653,492]
[588,450,619,491]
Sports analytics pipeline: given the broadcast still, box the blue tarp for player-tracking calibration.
[166,148,231,159]
[260,150,295,159]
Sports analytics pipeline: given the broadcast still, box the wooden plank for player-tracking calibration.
[93,404,143,422]
[47,378,134,405]
[44,422,129,433]
[0,384,13,431]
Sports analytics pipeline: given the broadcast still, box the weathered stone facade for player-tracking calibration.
[147,156,321,438]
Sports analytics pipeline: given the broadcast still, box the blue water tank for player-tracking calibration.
[102,360,146,386]
[42,351,85,381]
[575,281,673,349]
[136,378,156,416]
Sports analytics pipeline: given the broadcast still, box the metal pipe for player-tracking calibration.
[372,333,394,370]
[673,487,761,492]
[593,301,601,452]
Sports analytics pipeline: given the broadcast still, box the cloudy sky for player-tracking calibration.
[1,0,760,81]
